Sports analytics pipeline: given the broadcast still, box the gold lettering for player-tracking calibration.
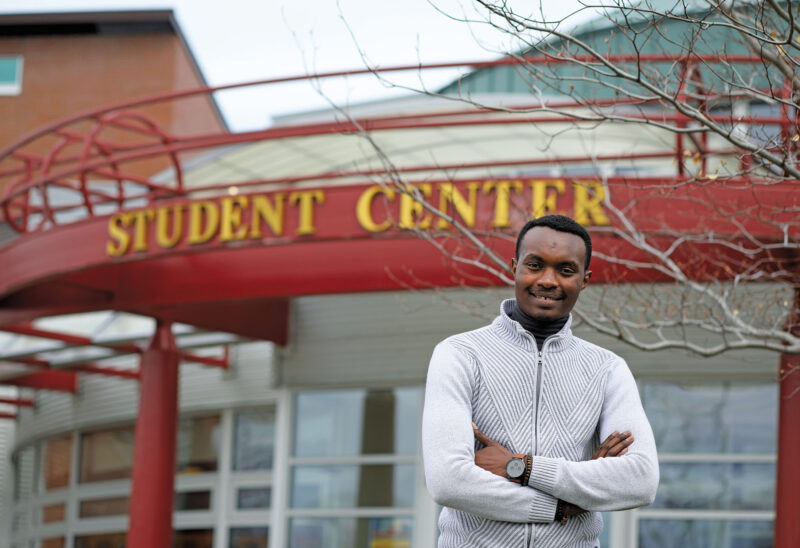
[155,205,184,248]
[131,209,155,252]
[188,201,220,244]
[356,185,395,232]
[220,196,249,242]
[437,182,481,229]
[399,184,432,229]
[289,190,325,235]
[530,180,565,218]
[483,180,523,228]
[106,212,133,257]
[573,181,611,226]
[251,194,285,237]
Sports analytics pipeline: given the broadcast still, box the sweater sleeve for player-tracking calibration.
[422,340,558,523]
[526,357,659,511]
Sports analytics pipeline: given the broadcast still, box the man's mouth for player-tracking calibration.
[529,292,562,302]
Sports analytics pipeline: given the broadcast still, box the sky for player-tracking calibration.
[1,0,588,130]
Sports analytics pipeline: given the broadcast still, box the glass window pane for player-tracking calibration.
[638,519,772,548]
[652,462,775,510]
[41,502,66,523]
[237,487,271,509]
[41,436,72,491]
[641,383,777,454]
[175,490,211,511]
[174,529,213,548]
[79,427,134,483]
[177,415,220,473]
[74,533,126,548]
[289,517,412,548]
[291,464,415,509]
[294,387,421,457]
[233,408,275,471]
[79,496,129,518]
[229,527,269,548]
[0,56,22,95]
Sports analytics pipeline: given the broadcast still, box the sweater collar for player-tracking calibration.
[493,299,574,352]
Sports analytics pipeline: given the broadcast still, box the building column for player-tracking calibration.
[127,321,180,548]
[775,288,800,547]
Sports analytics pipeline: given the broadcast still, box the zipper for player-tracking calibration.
[529,351,544,548]
[533,353,543,455]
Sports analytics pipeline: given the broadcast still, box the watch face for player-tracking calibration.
[506,457,526,478]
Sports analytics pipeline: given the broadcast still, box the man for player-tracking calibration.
[422,215,659,547]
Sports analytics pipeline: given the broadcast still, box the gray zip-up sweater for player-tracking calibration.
[422,300,659,547]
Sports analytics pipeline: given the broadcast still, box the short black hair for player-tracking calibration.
[515,215,592,269]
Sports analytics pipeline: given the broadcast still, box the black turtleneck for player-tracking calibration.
[509,302,568,350]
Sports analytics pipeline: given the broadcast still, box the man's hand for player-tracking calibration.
[472,422,514,478]
[592,430,634,459]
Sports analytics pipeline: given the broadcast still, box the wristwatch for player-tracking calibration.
[505,453,527,482]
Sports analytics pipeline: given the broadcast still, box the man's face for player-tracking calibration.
[511,226,591,321]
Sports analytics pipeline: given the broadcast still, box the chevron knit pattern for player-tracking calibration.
[422,300,659,547]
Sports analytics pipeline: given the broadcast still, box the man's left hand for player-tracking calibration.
[472,422,514,477]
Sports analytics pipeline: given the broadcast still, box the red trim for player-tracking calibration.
[0,397,34,407]
[0,412,17,420]
[179,351,229,369]
[70,364,140,380]
[0,371,78,392]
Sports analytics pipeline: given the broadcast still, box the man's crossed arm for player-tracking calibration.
[472,423,633,522]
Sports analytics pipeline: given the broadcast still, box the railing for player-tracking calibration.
[1,55,794,235]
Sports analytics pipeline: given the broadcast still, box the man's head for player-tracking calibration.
[511,215,592,321]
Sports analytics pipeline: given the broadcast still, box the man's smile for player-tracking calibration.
[529,291,563,302]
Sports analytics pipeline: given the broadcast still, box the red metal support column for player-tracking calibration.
[775,287,800,547]
[127,321,179,548]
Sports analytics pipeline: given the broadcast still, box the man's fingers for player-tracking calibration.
[605,434,634,456]
[593,430,632,458]
[472,422,496,446]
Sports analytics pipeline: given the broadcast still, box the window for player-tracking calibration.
[0,56,22,95]
[73,533,126,548]
[41,503,66,524]
[289,387,421,548]
[175,490,212,511]
[233,408,275,470]
[177,415,221,473]
[637,382,777,547]
[229,527,269,548]
[79,496,129,518]
[174,529,213,548]
[294,388,420,458]
[40,435,72,491]
[289,517,412,548]
[79,427,134,483]
[237,487,271,510]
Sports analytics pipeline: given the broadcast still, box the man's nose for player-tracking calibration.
[537,267,557,287]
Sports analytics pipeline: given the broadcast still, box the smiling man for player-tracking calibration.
[422,215,658,547]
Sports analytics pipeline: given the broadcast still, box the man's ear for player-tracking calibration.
[581,270,592,289]
[510,257,517,273]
